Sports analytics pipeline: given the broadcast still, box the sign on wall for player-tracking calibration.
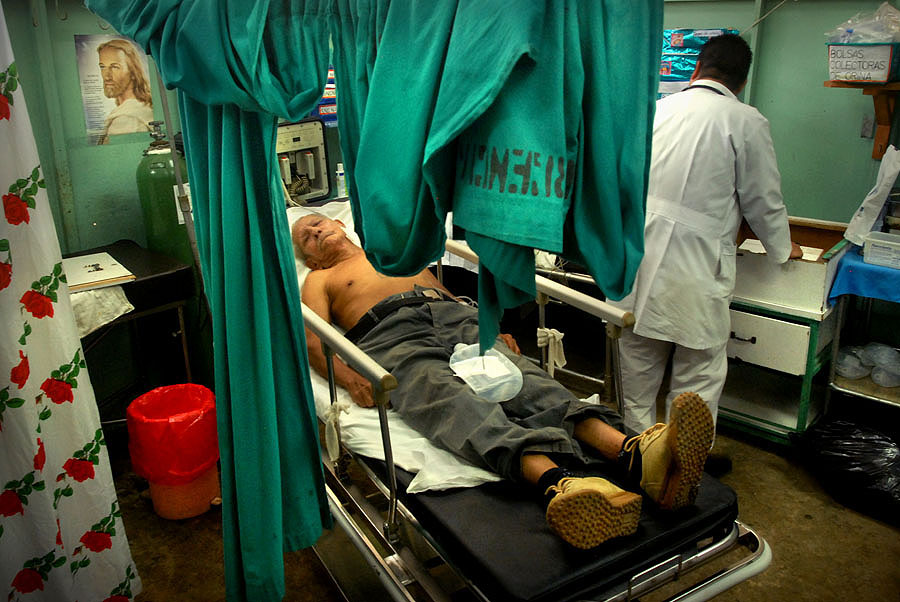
[828,43,900,83]
[75,34,155,145]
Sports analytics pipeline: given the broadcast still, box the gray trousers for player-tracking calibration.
[356,298,624,482]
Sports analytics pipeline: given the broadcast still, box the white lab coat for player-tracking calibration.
[614,79,792,350]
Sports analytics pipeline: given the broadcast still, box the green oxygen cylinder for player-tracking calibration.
[136,121,193,266]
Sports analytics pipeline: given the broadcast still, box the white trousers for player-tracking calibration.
[618,328,728,434]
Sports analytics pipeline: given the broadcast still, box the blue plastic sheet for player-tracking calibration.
[829,245,900,304]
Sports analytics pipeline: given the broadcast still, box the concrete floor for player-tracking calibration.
[109,404,900,602]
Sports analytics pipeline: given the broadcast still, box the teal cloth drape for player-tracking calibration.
[331,1,662,350]
[84,2,333,601]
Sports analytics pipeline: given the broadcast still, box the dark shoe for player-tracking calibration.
[704,452,732,478]
[545,477,642,549]
[621,392,714,510]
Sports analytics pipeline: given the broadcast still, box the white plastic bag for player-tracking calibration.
[845,146,900,246]
[449,343,523,402]
[872,364,900,387]
[836,347,872,379]
[826,2,900,43]
[860,342,900,368]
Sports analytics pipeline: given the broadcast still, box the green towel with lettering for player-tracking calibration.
[334,0,661,350]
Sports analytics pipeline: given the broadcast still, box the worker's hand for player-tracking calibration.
[346,377,375,408]
[499,333,521,354]
[789,241,803,259]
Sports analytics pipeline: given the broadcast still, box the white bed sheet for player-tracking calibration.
[287,202,500,493]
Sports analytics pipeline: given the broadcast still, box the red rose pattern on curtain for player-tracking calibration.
[0,3,141,600]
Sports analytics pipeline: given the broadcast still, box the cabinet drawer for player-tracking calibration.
[726,310,810,375]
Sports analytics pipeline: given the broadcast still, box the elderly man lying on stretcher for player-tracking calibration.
[293,214,714,550]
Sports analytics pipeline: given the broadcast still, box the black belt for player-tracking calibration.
[345,288,454,344]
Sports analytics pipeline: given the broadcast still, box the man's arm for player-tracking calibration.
[735,115,795,264]
[499,333,520,354]
[739,217,802,259]
[302,270,376,408]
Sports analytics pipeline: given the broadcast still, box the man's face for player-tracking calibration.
[292,215,348,268]
[98,47,132,99]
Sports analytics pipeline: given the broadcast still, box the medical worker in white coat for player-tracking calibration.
[611,34,802,443]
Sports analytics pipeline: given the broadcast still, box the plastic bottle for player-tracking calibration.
[335,162,347,198]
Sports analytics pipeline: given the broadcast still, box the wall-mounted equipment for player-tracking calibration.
[276,118,330,205]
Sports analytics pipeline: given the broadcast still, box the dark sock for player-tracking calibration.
[704,452,732,478]
[536,467,572,510]
[617,438,642,483]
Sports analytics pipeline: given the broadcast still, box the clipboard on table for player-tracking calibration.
[63,252,135,292]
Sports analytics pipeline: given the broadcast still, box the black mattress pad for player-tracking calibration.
[363,460,738,602]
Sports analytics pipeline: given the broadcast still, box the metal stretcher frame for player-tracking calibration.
[301,239,772,602]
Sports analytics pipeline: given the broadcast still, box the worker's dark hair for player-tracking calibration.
[696,33,752,92]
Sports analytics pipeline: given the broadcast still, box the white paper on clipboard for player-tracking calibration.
[738,239,822,261]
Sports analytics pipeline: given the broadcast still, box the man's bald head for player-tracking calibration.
[291,214,354,269]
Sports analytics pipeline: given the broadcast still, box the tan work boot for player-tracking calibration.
[545,476,642,549]
[622,392,714,510]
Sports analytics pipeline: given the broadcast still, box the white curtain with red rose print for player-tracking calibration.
[0,4,141,601]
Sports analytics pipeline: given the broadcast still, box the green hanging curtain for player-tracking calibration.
[331,1,662,351]
[84,2,333,601]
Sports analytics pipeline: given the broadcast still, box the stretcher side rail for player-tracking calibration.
[532,265,625,410]
[301,303,404,539]
[443,240,634,328]
[602,521,771,602]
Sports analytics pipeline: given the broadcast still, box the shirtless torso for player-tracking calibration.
[292,213,519,406]
[303,252,447,331]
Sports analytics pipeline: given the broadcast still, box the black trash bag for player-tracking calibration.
[793,419,900,526]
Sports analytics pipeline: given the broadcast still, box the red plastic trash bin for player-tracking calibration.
[126,384,220,519]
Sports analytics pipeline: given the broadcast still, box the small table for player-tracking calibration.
[66,240,195,421]
[827,245,900,408]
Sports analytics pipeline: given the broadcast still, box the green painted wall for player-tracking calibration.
[752,1,885,222]
[664,0,895,223]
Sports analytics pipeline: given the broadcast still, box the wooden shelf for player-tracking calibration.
[823,80,900,90]
[824,80,900,159]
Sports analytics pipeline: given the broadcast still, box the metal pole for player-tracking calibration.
[537,292,549,371]
[377,402,400,543]
[606,323,626,416]
[154,70,206,294]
